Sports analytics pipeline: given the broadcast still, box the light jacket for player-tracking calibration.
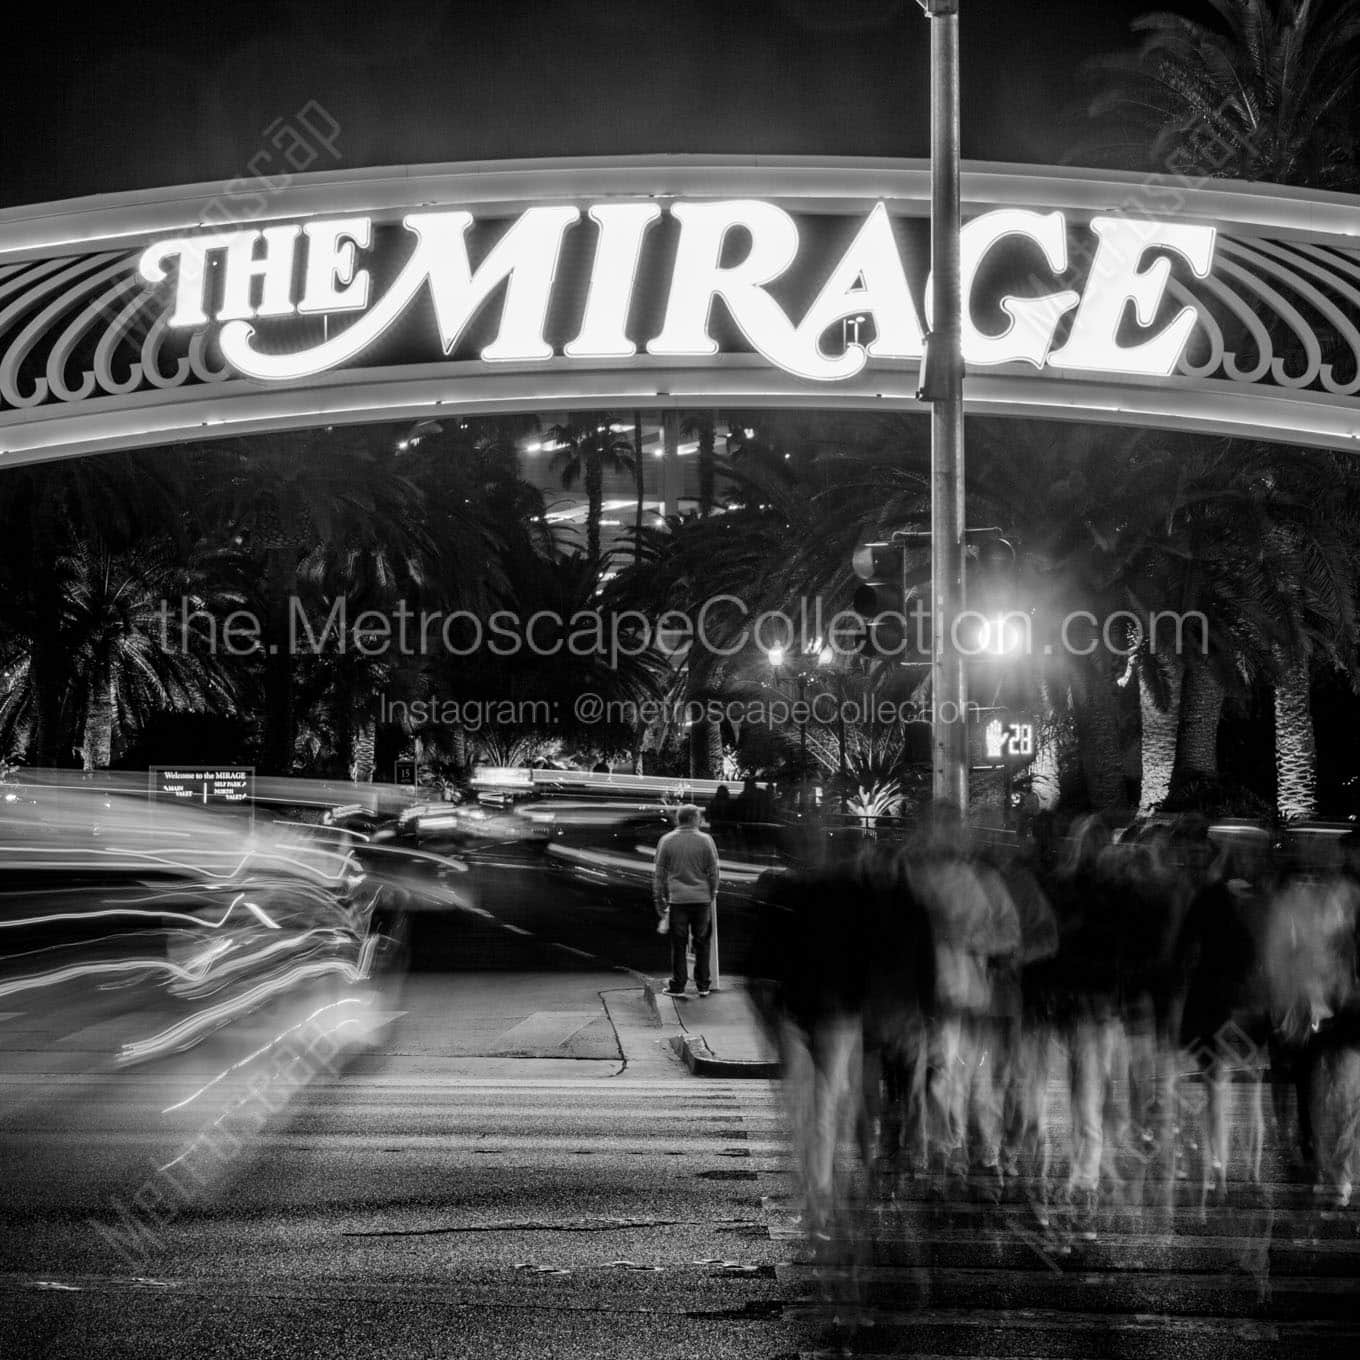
[654,827,720,911]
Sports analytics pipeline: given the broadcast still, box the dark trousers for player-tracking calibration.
[668,900,713,992]
[1270,1031,1317,1167]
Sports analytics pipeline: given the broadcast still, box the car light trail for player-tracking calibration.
[117,958,369,1065]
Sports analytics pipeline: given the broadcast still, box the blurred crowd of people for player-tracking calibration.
[756,807,1360,1242]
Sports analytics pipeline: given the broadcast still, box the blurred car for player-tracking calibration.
[0,788,394,1066]
[512,799,680,842]
[320,803,393,837]
[545,813,793,909]
[390,800,552,851]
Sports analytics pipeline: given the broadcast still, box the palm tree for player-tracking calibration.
[63,543,238,770]
[965,421,1162,813]
[1080,0,1360,189]
[1135,649,1181,813]
[608,414,934,787]
[1143,442,1360,815]
[189,429,432,775]
[392,416,555,777]
[290,606,421,782]
[0,449,187,765]
[673,412,723,768]
[681,412,720,516]
[394,415,540,604]
[1248,463,1360,817]
[1085,0,1360,815]
[632,410,647,558]
[548,416,636,578]
[429,547,666,769]
[0,541,238,770]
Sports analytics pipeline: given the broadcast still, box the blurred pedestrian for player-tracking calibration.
[910,802,1019,1200]
[1173,838,1271,1206]
[1050,815,1120,1238]
[1262,843,1358,1184]
[749,844,934,1238]
[996,849,1059,1220]
[731,777,759,823]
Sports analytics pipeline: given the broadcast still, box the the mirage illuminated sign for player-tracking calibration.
[137,201,1218,385]
[6,158,1357,464]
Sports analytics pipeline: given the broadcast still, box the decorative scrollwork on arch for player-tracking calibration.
[1174,239,1360,396]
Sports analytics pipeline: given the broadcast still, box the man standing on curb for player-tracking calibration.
[654,804,720,998]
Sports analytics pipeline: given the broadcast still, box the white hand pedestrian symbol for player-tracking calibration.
[985,718,1005,760]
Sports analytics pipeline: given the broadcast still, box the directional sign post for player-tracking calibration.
[149,766,254,821]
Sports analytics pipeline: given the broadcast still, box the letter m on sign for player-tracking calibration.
[403,207,580,362]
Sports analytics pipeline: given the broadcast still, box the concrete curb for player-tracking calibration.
[666,1031,781,1080]
[642,978,781,1080]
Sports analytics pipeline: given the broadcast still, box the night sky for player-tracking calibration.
[1,0,1221,208]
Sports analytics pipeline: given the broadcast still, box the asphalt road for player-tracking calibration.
[417,841,769,977]
[0,852,794,1359]
[4,851,1360,1358]
[1,1066,792,1358]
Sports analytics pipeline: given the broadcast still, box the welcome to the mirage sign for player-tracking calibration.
[138,201,1217,384]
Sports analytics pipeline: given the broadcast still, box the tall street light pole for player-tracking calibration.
[919,0,968,811]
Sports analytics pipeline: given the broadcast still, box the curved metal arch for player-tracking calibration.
[0,155,1358,465]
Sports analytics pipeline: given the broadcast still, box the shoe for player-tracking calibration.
[1071,1188,1099,1241]
[663,986,686,997]
[1316,1179,1352,1209]
[971,1164,1003,1206]
[697,989,711,998]
[1026,1192,1050,1229]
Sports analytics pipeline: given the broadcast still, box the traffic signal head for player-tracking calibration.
[852,542,903,583]
[974,536,1015,576]
[850,542,930,660]
[972,535,1018,610]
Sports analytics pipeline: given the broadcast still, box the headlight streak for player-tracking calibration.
[8,834,361,891]
[2,876,361,936]
[0,844,327,890]
[356,933,378,981]
[272,818,373,844]
[3,891,259,934]
[167,928,357,998]
[1,802,409,1079]
[176,937,237,977]
[117,957,369,1065]
[0,948,247,1001]
[243,901,280,929]
[159,997,367,1117]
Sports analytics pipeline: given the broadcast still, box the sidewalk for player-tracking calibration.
[642,975,781,1079]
